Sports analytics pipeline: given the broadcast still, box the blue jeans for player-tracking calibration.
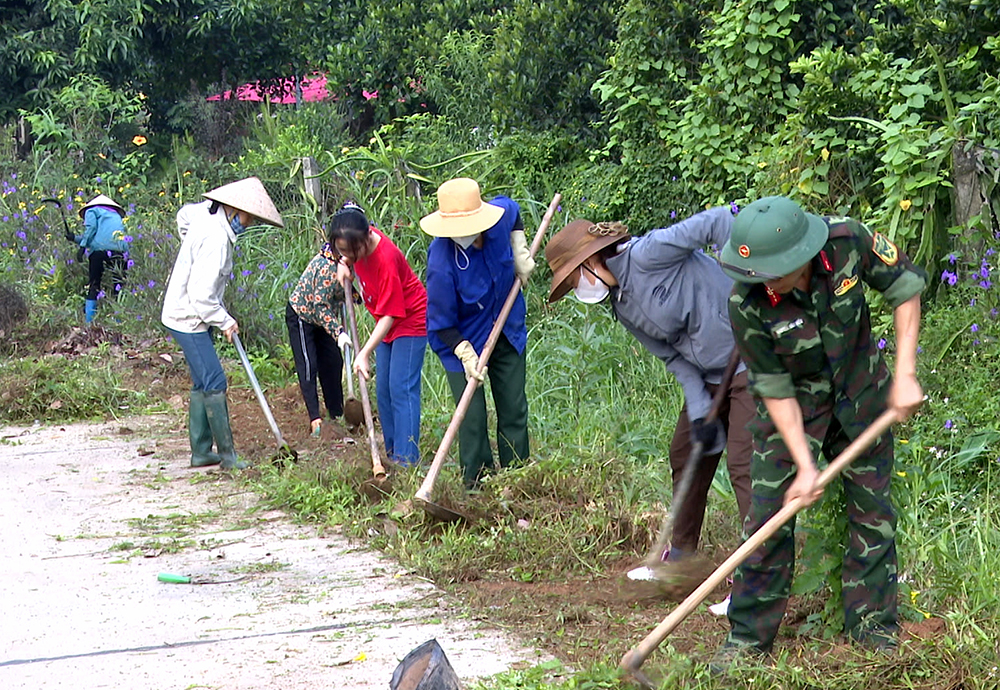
[375,335,426,466]
[167,327,228,392]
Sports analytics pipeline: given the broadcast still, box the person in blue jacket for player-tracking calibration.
[420,178,536,490]
[75,194,130,323]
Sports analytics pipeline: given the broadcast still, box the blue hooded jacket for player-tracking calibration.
[77,205,129,253]
[426,196,526,372]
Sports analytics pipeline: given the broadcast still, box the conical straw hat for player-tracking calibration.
[203,177,284,228]
[79,194,125,218]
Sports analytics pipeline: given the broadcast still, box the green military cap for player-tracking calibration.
[720,196,829,283]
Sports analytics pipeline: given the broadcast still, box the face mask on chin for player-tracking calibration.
[452,233,479,250]
[573,265,610,303]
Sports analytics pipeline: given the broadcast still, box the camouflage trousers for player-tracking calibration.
[727,412,898,651]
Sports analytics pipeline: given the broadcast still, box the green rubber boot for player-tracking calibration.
[203,390,248,470]
[189,390,222,467]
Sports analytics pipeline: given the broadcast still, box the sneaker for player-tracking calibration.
[709,641,765,675]
[851,627,899,652]
[708,593,731,617]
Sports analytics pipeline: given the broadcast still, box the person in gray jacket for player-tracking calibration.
[545,208,752,566]
[161,177,283,470]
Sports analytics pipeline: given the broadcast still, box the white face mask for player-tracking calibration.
[573,265,610,304]
[452,233,479,250]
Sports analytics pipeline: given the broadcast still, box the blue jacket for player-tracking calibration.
[426,196,526,372]
[77,205,129,253]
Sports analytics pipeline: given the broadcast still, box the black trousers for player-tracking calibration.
[285,302,344,422]
[87,250,127,300]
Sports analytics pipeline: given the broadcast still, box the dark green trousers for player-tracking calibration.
[727,412,898,651]
[445,334,529,489]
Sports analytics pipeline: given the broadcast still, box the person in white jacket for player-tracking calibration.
[161,177,283,470]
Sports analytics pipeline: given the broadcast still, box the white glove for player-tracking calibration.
[338,331,352,350]
[454,340,485,384]
[510,230,535,284]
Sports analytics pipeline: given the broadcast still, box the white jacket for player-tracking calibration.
[160,200,237,333]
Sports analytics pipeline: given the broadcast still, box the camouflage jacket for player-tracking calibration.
[729,217,926,440]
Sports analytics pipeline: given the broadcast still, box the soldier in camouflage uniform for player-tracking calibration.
[712,196,926,666]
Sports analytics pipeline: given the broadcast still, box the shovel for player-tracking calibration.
[628,347,742,583]
[340,304,365,428]
[342,281,388,484]
[620,408,900,688]
[413,192,562,522]
[231,332,299,462]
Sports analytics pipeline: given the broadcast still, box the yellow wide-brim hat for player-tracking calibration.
[203,176,284,228]
[79,194,125,219]
[419,178,505,238]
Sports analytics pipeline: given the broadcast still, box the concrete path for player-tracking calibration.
[0,417,545,689]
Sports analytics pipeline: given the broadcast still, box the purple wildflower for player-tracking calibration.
[945,420,953,429]
[147,280,156,288]
[241,269,251,276]
[941,270,958,285]
[980,280,992,289]
[971,323,979,333]
[877,338,887,350]
[947,253,957,264]
[258,263,266,271]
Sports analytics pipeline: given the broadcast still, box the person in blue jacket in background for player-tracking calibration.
[420,178,536,490]
[74,194,131,323]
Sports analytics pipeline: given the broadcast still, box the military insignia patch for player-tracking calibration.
[872,233,898,266]
[738,244,751,258]
[834,275,859,296]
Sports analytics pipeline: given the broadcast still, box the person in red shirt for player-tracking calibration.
[333,205,428,466]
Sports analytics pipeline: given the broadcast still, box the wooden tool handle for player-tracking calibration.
[622,408,899,674]
[343,285,386,480]
[644,347,742,568]
[415,193,562,503]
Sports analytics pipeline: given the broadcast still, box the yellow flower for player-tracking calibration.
[98,152,107,159]
[896,471,907,477]
[183,171,191,177]
[899,199,912,211]
[899,439,909,444]
[821,147,830,161]
[132,135,147,146]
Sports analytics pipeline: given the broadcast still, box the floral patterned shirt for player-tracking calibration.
[289,244,346,336]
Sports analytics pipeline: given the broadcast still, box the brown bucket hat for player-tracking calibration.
[79,194,125,219]
[546,219,631,303]
[203,176,284,228]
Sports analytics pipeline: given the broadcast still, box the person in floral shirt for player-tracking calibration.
[286,241,351,437]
